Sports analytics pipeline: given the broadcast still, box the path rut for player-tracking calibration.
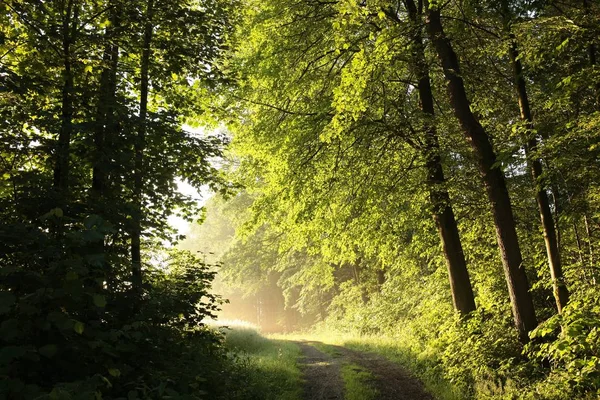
[296,340,433,400]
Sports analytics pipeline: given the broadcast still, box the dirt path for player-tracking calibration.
[297,341,345,400]
[296,341,433,400]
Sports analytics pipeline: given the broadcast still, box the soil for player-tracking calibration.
[296,340,434,400]
[297,341,345,400]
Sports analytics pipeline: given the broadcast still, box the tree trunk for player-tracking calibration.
[404,0,476,317]
[507,38,569,313]
[92,9,119,202]
[584,214,594,265]
[90,8,120,285]
[376,268,386,287]
[425,2,537,342]
[53,0,76,202]
[551,185,562,251]
[131,0,154,292]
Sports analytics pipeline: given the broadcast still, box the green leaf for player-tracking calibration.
[93,294,107,308]
[39,344,57,358]
[0,345,27,364]
[108,368,121,377]
[73,321,85,335]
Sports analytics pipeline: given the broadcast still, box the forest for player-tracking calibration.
[1,0,600,399]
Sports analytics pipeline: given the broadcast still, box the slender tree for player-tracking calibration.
[499,1,569,313]
[54,0,78,203]
[131,0,155,292]
[425,0,537,342]
[402,0,476,316]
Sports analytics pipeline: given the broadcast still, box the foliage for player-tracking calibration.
[184,0,600,398]
[220,325,303,400]
[0,0,244,398]
[0,247,229,399]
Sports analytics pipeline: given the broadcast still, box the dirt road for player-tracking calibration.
[296,341,433,400]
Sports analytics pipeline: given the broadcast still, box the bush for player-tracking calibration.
[0,236,231,399]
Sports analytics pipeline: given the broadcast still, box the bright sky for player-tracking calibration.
[167,179,212,235]
[167,124,222,235]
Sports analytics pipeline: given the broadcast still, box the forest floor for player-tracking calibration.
[296,340,433,400]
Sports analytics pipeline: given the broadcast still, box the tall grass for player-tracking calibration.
[214,321,303,400]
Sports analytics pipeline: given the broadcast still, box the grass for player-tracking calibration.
[213,323,461,400]
[306,341,378,400]
[338,336,464,400]
[341,363,379,400]
[273,331,463,400]
[214,321,303,400]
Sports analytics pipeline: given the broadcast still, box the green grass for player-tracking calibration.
[338,336,463,400]
[218,322,303,400]
[306,341,377,400]
[274,331,462,400]
[341,363,379,400]
[308,341,343,358]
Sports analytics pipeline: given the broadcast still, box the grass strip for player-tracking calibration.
[341,362,379,400]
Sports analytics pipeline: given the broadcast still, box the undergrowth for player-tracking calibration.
[220,323,302,400]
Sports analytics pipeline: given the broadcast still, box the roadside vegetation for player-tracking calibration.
[219,322,303,400]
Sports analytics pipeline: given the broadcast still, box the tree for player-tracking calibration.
[0,0,236,396]
[427,0,538,342]
[497,0,569,313]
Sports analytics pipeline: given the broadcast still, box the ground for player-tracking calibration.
[296,340,434,400]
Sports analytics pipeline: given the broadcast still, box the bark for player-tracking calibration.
[425,2,537,342]
[404,0,476,316]
[507,37,569,313]
[53,0,77,201]
[551,185,562,251]
[376,268,386,287]
[131,0,154,292]
[584,214,594,265]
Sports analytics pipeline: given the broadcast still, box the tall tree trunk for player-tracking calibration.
[92,9,119,202]
[506,36,569,313]
[425,2,537,342]
[54,0,76,202]
[551,185,562,251]
[91,8,120,285]
[584,214,594,266]
[404,0,476,317]
[131,0,154,292]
